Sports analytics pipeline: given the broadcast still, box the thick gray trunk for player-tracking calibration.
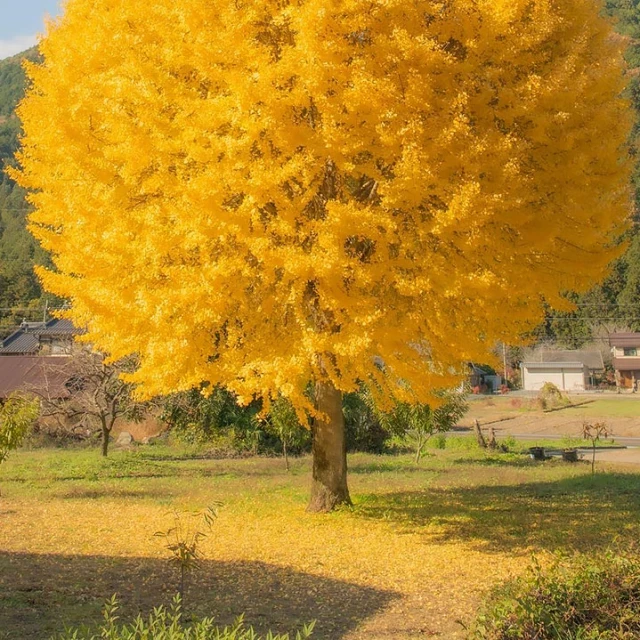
[307,380,351,512]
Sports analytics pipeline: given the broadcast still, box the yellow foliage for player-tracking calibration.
[11,0,632,410]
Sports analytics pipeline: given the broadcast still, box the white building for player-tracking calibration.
[520,361,589,391]
[520,350,604,392]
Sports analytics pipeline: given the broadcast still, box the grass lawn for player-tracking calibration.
[1,444,639,639]
[556,397,640,418]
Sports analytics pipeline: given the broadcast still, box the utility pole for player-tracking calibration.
[502,342,509,383]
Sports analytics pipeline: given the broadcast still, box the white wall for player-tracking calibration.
[522,366,586,391]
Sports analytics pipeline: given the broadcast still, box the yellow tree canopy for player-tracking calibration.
[13,0,631,411]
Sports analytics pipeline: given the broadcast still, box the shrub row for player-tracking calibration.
[470,550,640,639]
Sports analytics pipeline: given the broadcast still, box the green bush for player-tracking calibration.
[343,389,390,453]
[55,595,314,640]
[469,550,640,639]
[432,433,447,449]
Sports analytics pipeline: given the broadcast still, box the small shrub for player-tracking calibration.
[432,433,447,449]
[154,506,220,601]
[509,398,522,409]
[469,550,640,639]
[501,435,516,451]
[537,382,569,411]
[343,389,390,453]
[0,394,39,465]
[55,594,315,639]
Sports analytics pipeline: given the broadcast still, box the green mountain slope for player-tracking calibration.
[0,48,48,334]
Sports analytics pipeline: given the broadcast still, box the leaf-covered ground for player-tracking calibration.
[1,445,639,639]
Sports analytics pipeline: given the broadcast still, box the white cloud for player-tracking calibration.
[0,34,37,61]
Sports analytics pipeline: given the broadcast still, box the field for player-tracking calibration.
[462,394,640,438]
[1,443,640,639]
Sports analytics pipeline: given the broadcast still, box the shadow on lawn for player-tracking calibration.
[450,455,545,468]
[0,552,397,640]
[354,472,640,553]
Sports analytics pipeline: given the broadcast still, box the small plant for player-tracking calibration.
[432,433,447,450]
[0,394,39,494]
[468,550,640,639]
[54,594,315,639]
[582,420,610,475]
[372,389,468,463]
[155,504,221,602]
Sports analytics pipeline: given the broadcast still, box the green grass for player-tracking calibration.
[556,398,640,418]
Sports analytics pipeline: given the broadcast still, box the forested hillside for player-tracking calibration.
[0,47,49,336]
[1,3,640,345]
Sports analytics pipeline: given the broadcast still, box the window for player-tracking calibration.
[624,347,637,356]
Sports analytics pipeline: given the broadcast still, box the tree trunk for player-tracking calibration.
[101,424,110,457]
[283,439,289,472]
[415,435,423,464]
[307,380,351,512]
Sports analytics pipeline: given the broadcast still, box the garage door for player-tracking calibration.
[524,368,565,391]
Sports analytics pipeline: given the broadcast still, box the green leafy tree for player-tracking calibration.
[263,397,309,471]
[0,394,39,476]
[371,389,468,463]
[160,387,262,451]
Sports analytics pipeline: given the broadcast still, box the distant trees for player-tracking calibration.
[0,48,48,333]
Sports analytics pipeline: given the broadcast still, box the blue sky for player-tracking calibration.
[0,0,63,60]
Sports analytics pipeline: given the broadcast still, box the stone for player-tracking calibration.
[115,431,133,446]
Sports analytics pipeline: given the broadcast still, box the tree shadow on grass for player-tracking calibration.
[353,472,640,554]
[348,459,437,475]
[0,552,397,640]
[449,455,548,468]
[54,486,175,500]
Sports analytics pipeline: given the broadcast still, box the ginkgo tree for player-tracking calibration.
[12,0,632,510]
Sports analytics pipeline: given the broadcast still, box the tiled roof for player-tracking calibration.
[612,357,640,372]
[0,318,81,355]
[0,356,72,399]
[0,332,40,355]
[531,350,604,371]
[609,333,640,348]
[36,319,78,336]
[522,361,587,370]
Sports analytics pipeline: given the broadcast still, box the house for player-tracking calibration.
[0,318,80,356]
[468,364,502,393]
[520,350,604,392]
[0,356,72,400]
[609,333,640,389]
[0,319,81,400]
